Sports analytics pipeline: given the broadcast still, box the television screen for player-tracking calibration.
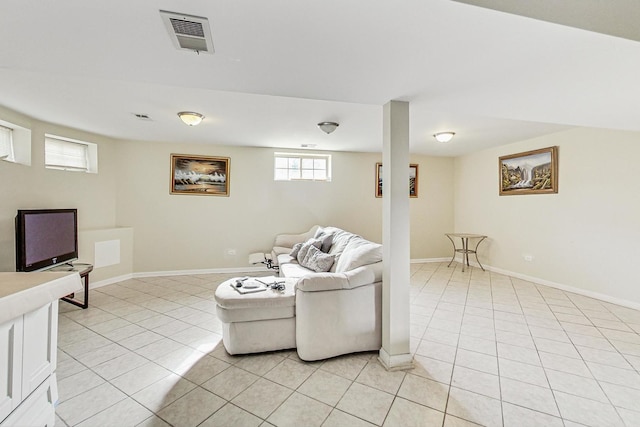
[15,209,78,272]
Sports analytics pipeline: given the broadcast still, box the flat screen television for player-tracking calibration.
[15,208,78,272]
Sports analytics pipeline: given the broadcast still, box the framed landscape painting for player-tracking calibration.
[375,163,419,198]
[170,154,230,196]
[499,146,557,196]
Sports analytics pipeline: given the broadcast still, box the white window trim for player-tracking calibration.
[0,124,14,162]
[45,134,98,173]
[274,152,332,182]
[0,119,31,166]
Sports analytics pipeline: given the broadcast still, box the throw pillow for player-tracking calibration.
[296,238,322,263]
[301,245,335,272]
[317,232,334,253]
[313,227,325,239]
[289,242,303,258]
[334,240,383,272]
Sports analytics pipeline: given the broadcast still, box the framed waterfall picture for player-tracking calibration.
[170,154,230,196]
[499,146,558,196]
[375,163,419,198]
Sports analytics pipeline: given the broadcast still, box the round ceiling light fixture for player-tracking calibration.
[178,111,205,126]
[317,121,339,134]
[433,132,455,143]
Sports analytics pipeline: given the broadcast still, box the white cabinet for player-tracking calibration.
[0,272,79,427]
[22,302,58,397]
[1,376,57,427]
[0,317,23,422]
[0,301,59,427]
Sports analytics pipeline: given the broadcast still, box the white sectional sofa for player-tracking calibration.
[274,226,383,361]
[215,225,383,361]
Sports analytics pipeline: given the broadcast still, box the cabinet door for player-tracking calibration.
[0,316,23,422]
[22,301,58,397]
[0,375,56,427]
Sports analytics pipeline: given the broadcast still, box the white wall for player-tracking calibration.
[4,101,639,307]
[0,106,129,278]
[0,105,455,278]
[410,156,454,260]
[454,127,640,304]
[115,140,454,273]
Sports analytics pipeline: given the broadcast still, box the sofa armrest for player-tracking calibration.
[274,225,320,248]
[296,272,348,292]
[272,246,291,256]
[296,262,382,292]
[271,246,292,266]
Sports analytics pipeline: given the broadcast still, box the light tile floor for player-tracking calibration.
[54,263,640,427]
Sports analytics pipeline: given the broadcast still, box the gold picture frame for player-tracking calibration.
[499,146,558,196]
[170,154,230,196]
[375,163,419,198]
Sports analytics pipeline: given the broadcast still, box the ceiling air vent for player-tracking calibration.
[133,113,153,121]
[160,10,214,54]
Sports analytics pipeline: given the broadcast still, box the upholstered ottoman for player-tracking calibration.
[214,276,296,355]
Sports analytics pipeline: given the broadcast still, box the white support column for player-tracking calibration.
[379,100,413,371]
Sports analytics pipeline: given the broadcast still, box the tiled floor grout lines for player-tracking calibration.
[53,263,640,427]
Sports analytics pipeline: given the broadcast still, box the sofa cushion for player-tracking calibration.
[289,242,303,258]
[300,245,335,272]
[296,238,322,263]
[323,228,358,272]
[277,253,294,266]
[313,228,334,253]
[215,277,295,308]
[214,276,295,323]
[334,239,383,273]
[279,262,314,278]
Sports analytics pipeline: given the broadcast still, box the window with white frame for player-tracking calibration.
[274,153,331,181]
[45,135,98,173]
[0,124,14,162]
[0,119,31,166]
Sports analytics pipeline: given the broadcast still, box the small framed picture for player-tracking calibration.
[170,154,230,196]
[499,146,558,196]
[375,163,419,198]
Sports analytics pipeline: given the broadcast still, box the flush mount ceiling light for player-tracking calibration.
[317,121,339,134]
[433,132,455,143]
[178,112,204,126]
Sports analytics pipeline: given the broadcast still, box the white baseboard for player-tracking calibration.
[488,265,640,312]
[132,265,269,279]
[90,273,134,289]
[449,256,640,311]
[410,257,450,264]
[92,259,640,312]
[86,266,271,290]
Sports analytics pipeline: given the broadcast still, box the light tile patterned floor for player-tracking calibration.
[54,263,640,427]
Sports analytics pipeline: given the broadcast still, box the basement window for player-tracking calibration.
[0,125,14,162]
[274,153,331,182]
[45,134,98,173]
[0,119,31,166]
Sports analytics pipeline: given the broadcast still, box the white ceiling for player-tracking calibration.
[1,0,639,156]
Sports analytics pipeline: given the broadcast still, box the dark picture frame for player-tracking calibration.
[375,163,419,198]
[170,154,230,196]
[499,146,558,196]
